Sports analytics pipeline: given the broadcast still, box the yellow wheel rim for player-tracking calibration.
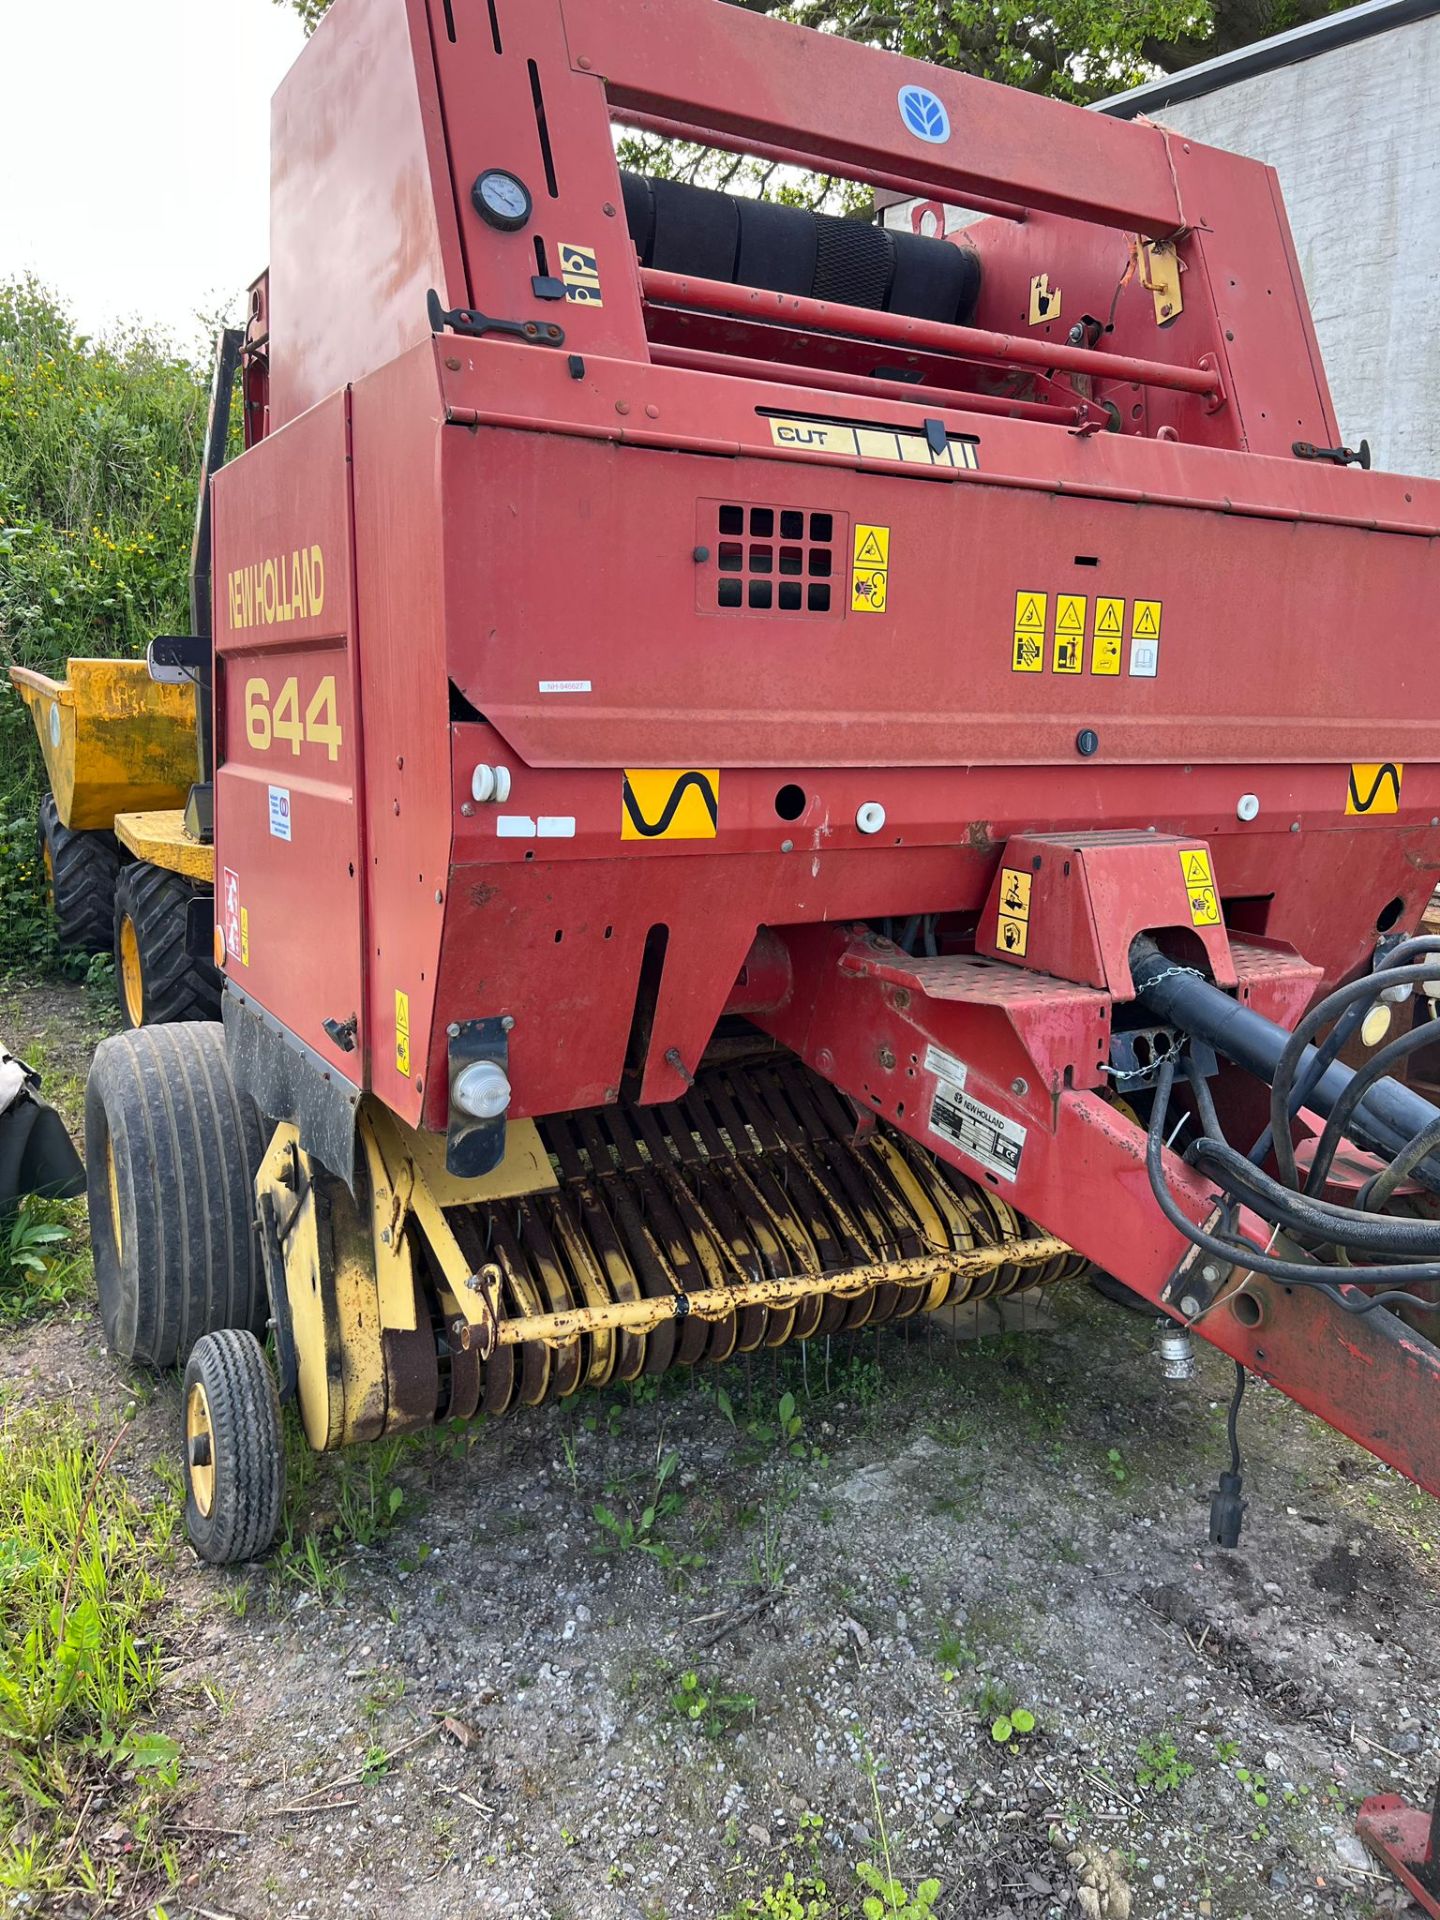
[119,914,144,1026]
[105,1136,124,1259]
[42,841,55,912]
[185,1381,216,1518]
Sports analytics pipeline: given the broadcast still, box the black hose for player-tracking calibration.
[1145,1057,1440,1304]
[1188,1136,1440,1256]
[1302,1014,1440,1196]
[1248,996,1367,1169]
[1360,1112,1440,1213]
[1268,960,1440,1189]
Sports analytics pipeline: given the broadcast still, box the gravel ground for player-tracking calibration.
[3,984,1438,1920]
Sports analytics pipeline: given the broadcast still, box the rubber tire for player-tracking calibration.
[85,1022,267,1368]
[182,1329,284,1564]
[113,860,221,1028]
[39,791,123,953]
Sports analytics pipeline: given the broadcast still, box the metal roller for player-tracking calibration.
[436,1061,1086,1415]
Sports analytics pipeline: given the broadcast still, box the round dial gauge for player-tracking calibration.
[472,168,532,232]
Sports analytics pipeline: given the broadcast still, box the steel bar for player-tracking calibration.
[612,108,1028,223]
[640,268,1221,397]
[485,1234,1072,1346]
[648,341,1093,427]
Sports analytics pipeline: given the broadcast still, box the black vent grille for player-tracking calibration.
[704,502,837,614]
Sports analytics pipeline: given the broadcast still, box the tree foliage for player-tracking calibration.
[276,0,1357,97]
[0,280,206,970]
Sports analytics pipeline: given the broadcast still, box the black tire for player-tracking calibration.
[182,1329,284,1564]
[85,1022,267,1368]
[39,791,123,953]
[113,860,221,1029]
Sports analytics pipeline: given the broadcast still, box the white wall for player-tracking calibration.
[1119,14,1440,479]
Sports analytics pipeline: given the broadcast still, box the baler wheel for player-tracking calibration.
[38,791,122,954]
[113,861,221,1028]
[85,1023,267,1367]
[181,1329,284,1564]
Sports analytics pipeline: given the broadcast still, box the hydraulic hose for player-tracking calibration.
[1132,941,1440,1198]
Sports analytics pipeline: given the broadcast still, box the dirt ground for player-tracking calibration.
[3,982,1438,1920]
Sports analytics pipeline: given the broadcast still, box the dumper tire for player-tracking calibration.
[182,1329,284,1565]
[85,1022,267,1368]
[39,791,122,954]
[113,860,222,1029]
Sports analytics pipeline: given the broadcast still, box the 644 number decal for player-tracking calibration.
[243,674,342,760]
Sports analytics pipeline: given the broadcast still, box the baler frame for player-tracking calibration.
[71,0,1440,1578]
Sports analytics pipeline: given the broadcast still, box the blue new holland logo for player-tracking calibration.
[898,84,950,144]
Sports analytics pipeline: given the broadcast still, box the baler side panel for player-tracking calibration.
[349,347,454,1128]
[443,425,1440,770]
[212,392,366,1078]
[269,0,466,430]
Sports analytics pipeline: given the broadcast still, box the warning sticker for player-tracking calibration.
[1132,599,1163,639]
[851,524,890,613]
[930,1078,1026,1182]
[852,568,888,612]
[1180,848,1220,927]
[1053,631,1083,674]
[1092,597,1124,675]
[996,864,1032,955]
[621,769,720,840]
[222,866,242,962]
[395,989,411,1077]
[559,242,602,305]
[1346,762,1403,815]
[1012,631,1044,673]
[1056,593,1086,636]
[854,525,890,568]
[240,907,250,968]
[1014,591,1047,633]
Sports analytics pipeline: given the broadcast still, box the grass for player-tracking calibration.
[0,1403,184,1904]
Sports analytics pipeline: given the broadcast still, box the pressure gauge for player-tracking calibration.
[472,168,533,232]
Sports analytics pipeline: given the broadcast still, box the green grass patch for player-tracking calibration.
[0,1405,184,1904]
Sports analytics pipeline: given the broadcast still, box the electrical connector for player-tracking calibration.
[1208,1469,1246,1549]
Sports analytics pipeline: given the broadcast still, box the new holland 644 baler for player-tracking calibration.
[83,0,1440,1565]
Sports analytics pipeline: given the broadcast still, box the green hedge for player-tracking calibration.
[0,280,206,973]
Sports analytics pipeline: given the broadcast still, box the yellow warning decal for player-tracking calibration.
[559,243,602,306]
[852,569,887,612]
[240,906,250,968]
[852,524,890,613]
[1346,762,1403,815]
[622,769,720,841]
[1014,591,1047,632]
[854,525,890,568]
[767,417,981,470]
[997,865,1031,956]
[1053,595,1085,674]
[395,989,411,1077]
[1132,599,1163,639]
[1012,631,1044,673]
[1180,848,1220,927]
[1092,597,1124,675]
